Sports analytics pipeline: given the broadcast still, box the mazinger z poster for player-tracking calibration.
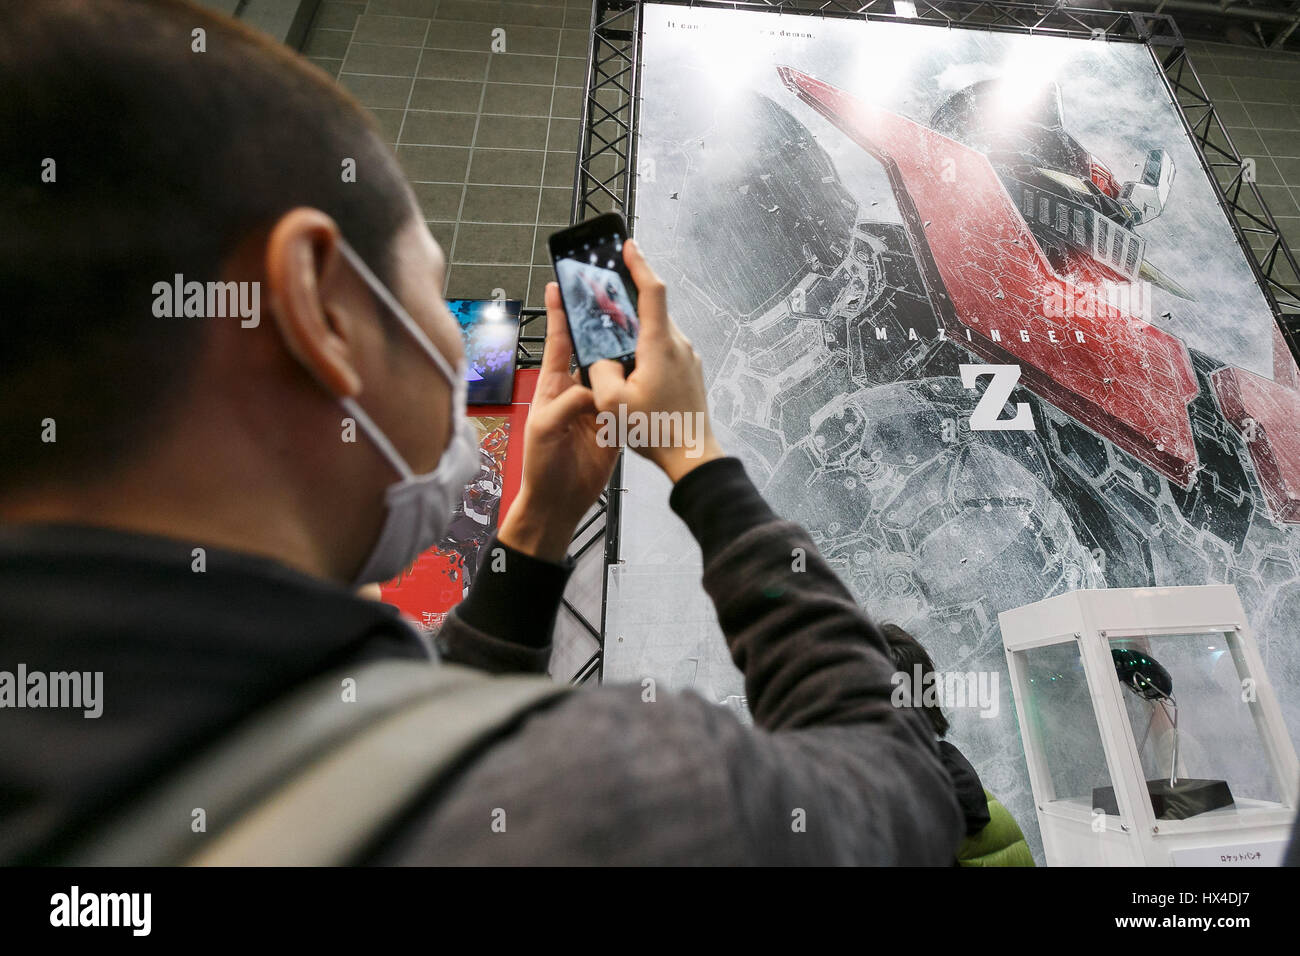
[607,4,1300,859]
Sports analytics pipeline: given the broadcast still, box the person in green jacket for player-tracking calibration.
[882,623,1035,867]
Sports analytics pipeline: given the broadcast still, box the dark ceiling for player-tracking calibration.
[763,0,1300,54]
[1115,0,1300,52]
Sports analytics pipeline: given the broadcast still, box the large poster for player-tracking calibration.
[614,4,1300,859]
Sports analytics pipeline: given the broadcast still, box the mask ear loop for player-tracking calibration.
[334,238,461,385]
[332,237,465,479]
[340,396,415,481]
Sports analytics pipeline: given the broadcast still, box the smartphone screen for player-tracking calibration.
[551,224,640,369]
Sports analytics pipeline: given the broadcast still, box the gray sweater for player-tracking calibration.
[372,457,964,864]
[0,458,962,865]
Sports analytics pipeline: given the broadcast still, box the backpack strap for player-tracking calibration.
[65,659,569,866]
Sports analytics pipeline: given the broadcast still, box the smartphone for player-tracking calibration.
[548,212,639,386]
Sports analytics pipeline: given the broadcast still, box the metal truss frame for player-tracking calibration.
[1156,45,1300,352]
[507,0,645,687]
[558,0,1300,684]
[514,308,546,370]
[512,306,610,686]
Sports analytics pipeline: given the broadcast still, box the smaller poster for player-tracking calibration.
[448,298,521,405]
[380,416,509,631]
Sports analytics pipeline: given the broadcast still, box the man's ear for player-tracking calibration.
[264,207,363,399]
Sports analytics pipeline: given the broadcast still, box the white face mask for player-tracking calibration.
[335,238,481,587]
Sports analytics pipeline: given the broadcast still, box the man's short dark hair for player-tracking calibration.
[0,0,415,492]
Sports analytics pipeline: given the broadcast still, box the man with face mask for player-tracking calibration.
[0,0,962,865]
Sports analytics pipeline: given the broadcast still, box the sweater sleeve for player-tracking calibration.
[433,536,571,675]
[377,457,965,865]
[664,456,966,860]
[670,457,916,731]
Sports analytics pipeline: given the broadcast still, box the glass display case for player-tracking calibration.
[1000,585,1298,866]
